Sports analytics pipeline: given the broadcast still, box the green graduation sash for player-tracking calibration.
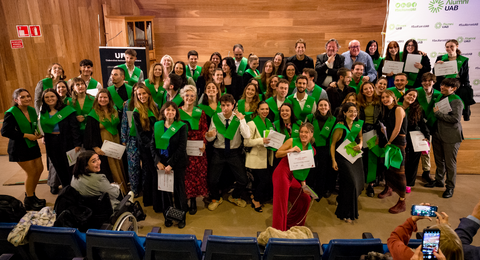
[118,64,141,86]
[349,76,363,94]
[253,115,274,138]
[237,99,254,122]
[332,120,364,143]
[130,108,156,137]
[71,95,94,131]
[87,78,99,90]
[198,102,221,118]
[291,137,314,181]
[245,69,259,78]
[108,84,133,110]
[310,115,336,147]
[212,114,241,140]
[256,76,266,94]
[180,107,202,130]
[430,94,464,126]
[63,97,72,105]
[237,57,248,76]
[88,109,120,135]
[384,144,403,169]
[288,75,297,95]
[5,106,38,148]
[387,87,403,100]
[154,120,186,150]
[266,97,280,121]
[186,65,202,82]
[127,99,137,137]
[40,106,76,134]
[310,85,324,103]
[287,94,315,122]
[274,120,301,141]
[373,57,383,71]
[42,78,53,90]
[145,79,165,107]
[164,93,184,106]
[441,54,468,79]
[415,87,441,127]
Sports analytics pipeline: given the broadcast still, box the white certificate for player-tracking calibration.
[288,150,315,171]
[126,111,133,128]
[404,54,422,73]
[157,170,174,192]
[336,139,363,164]
[66,147,85,167]
[362,130,377,148]
[100,140,126,160]
[263,130,286,150]
[186,140,204,156]
[435,97,452,114]
[434,61,458,76]
[409,131,429,152]
[86,89,99,97]
[383,60,404,74]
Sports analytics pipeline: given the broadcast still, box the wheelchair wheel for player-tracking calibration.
[112,212,138,232]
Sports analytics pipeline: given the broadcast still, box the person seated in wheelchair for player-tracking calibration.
[70,150,123,210]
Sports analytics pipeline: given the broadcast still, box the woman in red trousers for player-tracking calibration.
[272,122,315,231]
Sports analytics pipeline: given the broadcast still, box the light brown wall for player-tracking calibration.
[137,0,386,64]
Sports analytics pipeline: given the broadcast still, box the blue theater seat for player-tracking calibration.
[86,229,146,260]
[145,233,202,260]
[263,237,322,260]
[28,225,86,260]
[204,235,261,260]
[0,223,31,260]
[322,238,384,260]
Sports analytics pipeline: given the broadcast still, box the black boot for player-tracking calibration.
[189,198,197,215]
[33,193,46,204]
[24,195,45,211]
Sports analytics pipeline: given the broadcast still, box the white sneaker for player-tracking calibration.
[228,195,247,208]
[208,197,223,211]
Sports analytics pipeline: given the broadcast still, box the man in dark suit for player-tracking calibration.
[424,78,464,198]
[455,198,480,260]
[315,39,345,89]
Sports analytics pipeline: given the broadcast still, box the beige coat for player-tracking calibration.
[244,120,274,169]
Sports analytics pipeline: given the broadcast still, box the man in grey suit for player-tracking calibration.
[424,78,464,198]
[315,39,345,89]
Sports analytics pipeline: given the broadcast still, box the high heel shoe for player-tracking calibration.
[251,201,263,213]
[189,198,197,215]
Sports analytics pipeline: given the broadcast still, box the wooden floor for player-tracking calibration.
[1,104,479,246]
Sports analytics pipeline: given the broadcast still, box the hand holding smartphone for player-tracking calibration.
[411,204,438,217]
[422,228,440,259]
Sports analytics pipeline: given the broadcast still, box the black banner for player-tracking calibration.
[99,47,147,87]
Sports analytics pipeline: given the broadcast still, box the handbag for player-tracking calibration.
[164,206,185,222]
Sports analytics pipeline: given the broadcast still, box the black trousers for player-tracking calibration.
[250,168,272,204]
[44,134,72,188]
[208,148,247,200]
[405,143,421,187]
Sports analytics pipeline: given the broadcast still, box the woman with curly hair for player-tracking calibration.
[237,82,261,122]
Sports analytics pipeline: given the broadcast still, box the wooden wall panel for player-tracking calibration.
[0,0,105,117]
[135,0,387,65]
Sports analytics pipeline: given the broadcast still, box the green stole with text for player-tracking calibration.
[40,106,76,133]
[415,87,441,127]
[145,79,165,107]
[291,137,314,181]
[287,94,315,122]
[118,64,141,86]
[237,99,254,122]
[108,84,133,110]
[88,109,120,135]
[306,114,336,147]
[349,76,363,94]
[180,107,202,130]
[71,95,95,131]
[266,97,280,121]
[198,102,221,118]
[237,57,248,76]
[274,120,301,142]
[154,120,185,150]
[212,114,241,140]
[186,65,202,82]
[5,106,38,148]
[310,85,324,103]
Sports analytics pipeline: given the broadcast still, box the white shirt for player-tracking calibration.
[276,98,286,109]
[206,112,251,149]
[235,60,241,72]
[426,91,433,104]
[322,61,334,87]
[293,92,317,114]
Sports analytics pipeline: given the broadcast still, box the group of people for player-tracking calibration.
[1,38,470,232]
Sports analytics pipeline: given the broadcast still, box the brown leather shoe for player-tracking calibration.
[378,187,393,199]
[389,199,406,214]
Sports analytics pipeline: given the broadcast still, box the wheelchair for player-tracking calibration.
[53,186,146,233]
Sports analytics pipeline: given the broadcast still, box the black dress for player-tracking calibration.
[334,124,364,220]
[149,123,188,215]
[1,110,41,162]
[225,75,244,101]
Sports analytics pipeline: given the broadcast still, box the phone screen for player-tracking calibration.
[411,205,438,217]
[422,229,440,259]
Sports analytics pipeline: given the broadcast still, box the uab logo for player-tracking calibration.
[457,37,464,43]
[435,22,442,29]
[473,79,480,86]
[389,24,395,30]
[430,52,438,58]
[429,0,444,13]
[395,2,417,8]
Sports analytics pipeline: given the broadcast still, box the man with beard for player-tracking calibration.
[285,75,316,122]
[388,73,408,99]
[286,38,314,75]
[315,39,345,88]
[108,67,132,123]
[342,40,376,82]
[349,62,368,93]
[326,68,356,111]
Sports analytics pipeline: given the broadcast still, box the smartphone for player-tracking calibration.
[422,228,440,259]
[411,205,438,217]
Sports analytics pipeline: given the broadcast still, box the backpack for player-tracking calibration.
[0,195,27,223]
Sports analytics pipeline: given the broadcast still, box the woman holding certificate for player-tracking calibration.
[402,39,431,88]
[84,89,127,193]
[305,99,336,199]
[132,84,160,207]
[151,101,188,228]
[39,89,81,188]
[179,85,209,215]
[244,101,275,212]
[377,90,407,214]
[400,89,430,190]
[377,41,402,88]
[433,39,474,121]
[330,102,364,223]
[272,122,315,231]
[1,89,45,210]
